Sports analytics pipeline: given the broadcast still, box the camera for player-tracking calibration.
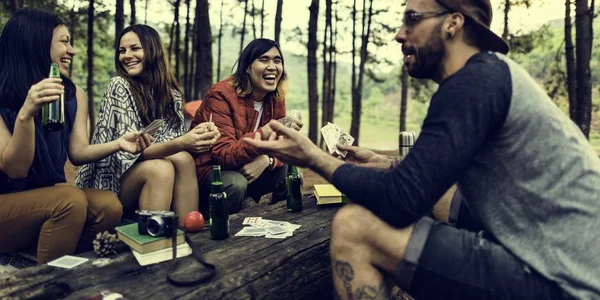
[136,210,178,237]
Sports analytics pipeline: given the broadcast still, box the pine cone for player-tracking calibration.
[93,231,119,257]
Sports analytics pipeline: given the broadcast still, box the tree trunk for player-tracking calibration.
[87,0,96,137]
[145,0,149,24]
[10,0,23,12]
[321,0,332,145]
[274,0,283,44]
[217,0,224,81]
[68,3,77,79]
[252,0,256,39]
[307,0,320,144]
[565,0,577,120]
[350,0,357,140]
[183,0,191,100]
[116,0,125,41]
[350,0,374,142]
[502,0,510,40]
[130,0,136,25]
[240,0,248,55]
[575,0,593,138]
[194,0,213,99]
[174,0,181,80]
[260,0,265,38]
[329,0,338,123]
[400,65,408,132]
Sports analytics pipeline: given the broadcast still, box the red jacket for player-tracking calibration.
[191,79,286,185]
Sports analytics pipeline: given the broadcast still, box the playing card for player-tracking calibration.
[242,217,262,225]
[264,225,288,235]
[291,109,302,121]
[48,255,89,269]
[235,227,268,237]
[140,119,164,136]
[321,123,354,157]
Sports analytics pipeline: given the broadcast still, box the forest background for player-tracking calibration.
[1,0,598,151]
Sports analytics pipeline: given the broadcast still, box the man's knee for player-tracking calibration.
[331,204,373,246]
[223,172,248,214]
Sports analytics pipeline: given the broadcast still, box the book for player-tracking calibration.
[314,184,350,205]
[115,223,184,254]
[132,242,192,266]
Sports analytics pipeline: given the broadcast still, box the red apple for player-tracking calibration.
[184,211,205,232]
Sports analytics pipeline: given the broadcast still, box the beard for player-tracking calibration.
[406,25,446,79]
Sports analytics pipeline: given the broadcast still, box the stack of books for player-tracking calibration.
[115,223,191,266]
[313,184,350,205]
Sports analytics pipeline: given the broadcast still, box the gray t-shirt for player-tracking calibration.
[333,52,600,299]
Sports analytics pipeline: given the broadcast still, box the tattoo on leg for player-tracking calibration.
[335,261,355,300]
[354,286,378,300]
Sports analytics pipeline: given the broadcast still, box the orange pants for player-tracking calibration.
[0,185,122,264]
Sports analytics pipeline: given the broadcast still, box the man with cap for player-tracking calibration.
[244,0,600,299]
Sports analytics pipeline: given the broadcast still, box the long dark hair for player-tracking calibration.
[0,9,76,111]
[115,24,182,126]
[229,38,287,101]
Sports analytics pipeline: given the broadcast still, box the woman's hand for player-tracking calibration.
[181,122,220,154]
[239,155,270,184]
[117,132,154,154]
[19,78,64,120]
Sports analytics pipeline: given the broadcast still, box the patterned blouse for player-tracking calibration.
[75,76,186,195]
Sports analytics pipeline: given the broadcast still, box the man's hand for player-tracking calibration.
[277,116,303,131]
[336,144,393,169]
[239,155,270,184]
[244,121,321,168]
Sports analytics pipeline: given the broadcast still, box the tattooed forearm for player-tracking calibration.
[277,116,293,127]
[335,260,355,300]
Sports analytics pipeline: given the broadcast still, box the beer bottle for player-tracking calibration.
[209,165,229,240]
[286,165,303,212]
[42,63,64,131]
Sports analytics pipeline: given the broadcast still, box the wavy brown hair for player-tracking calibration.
[228,38,288,101]
[115,24,182,126]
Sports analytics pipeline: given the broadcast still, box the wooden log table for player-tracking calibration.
[0,195,340,300]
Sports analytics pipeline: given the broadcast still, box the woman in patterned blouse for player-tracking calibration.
[76,25,219,226]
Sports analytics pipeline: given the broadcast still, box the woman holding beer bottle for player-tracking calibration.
[76,25,219,226]
[0,9,141,264]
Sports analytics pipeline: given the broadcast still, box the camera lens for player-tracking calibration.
[146,216,165,237]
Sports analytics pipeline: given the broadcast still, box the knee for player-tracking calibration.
[96,192,123,227]
[143,159,176,183]
[227,172,248,196]
[168,151,195,171]
[331,204,372,250]
[52,186,88,224]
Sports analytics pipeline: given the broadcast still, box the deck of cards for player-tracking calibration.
[320,122,355,157]
[140,119,164,136]
[236,217,301,239]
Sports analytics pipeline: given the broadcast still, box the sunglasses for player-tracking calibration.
[401,10,450,30]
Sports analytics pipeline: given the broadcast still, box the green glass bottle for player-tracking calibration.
[42,63,64,131]
[209,165,229,240]
[286,165,303,212]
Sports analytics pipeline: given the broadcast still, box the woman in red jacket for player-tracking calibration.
[191,38,302,216]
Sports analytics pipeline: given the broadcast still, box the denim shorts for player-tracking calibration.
[396,190,573,300]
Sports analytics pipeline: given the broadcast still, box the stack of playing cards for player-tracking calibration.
[320,122,355,157]
[235,217,302,239]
